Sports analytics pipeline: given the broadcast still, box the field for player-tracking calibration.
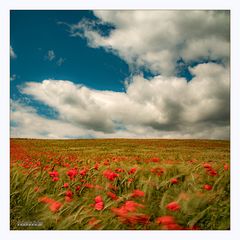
[10,138,230,230]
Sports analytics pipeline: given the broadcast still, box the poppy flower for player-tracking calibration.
[203,184,212,191]
[38,196,55,204]
[128,178,134,183]
[124,201,144,212]
[38,196,62,213]
[65,190,73,198]
[131,189,145,198]
[208,169,218,176]
[48,170,59,178]
[203,163,212,169]
[94,163,99,170]
[63,183,69,188]
[156,215,175,225]
[224,163,229,171]
[65,196,72,202]
[107,191,118,200]
[170,178,178,184]
[94,196,104,210]
[95,195,103,203]
[52,177,59,182]
[67,168,78,180]
[150,157,160,163]
[84,183,94,188]
[79,169,87,177]
[49,201,62,213]
[128,168,137,174]
[151,167,165,176]
[166,201,181,211]
[75,185,81,191]
[94,201,104,211]
[103,169,119,181]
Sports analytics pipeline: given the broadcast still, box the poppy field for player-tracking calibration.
[10,138,230,230]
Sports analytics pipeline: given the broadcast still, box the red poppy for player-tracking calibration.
[203,184,212,191]
[131,189,145,198]
[79,169,87,177]
[38,196,54,204]
[150,157,160,163]
[48,170,59,178]
[170,178,178,184]
[107,191,118,200]
[103,169,119,181]
[95,185,104,190]
[111,201,147,225]
[63,183,69,188]
[67,168,78,180]
[128,168,137,174]
[124,201,144,212]
[49,201,62,213]
[84,183,94,188]
[52,177,59,182]
[224,163,229,171]
[156,216,175,225]
[95,201,104,211]
[166,201,181,211]
[95,195,103,203]
[65,196,72,202]
[38,196,62,213]
[65,190,73,198]
[203,163,212,169]
[151,167,165,176]
[128,178,134,183]
[94,163,99,170]
[208,169,218,176]
[75,185,81,191]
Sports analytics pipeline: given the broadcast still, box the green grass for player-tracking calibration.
[10,138,230,230]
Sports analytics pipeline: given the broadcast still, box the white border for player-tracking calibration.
[1,1,240,240]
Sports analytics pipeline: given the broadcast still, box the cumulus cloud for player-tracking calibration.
[56,57,65,66]
[12,62,229,139]
[45,50,65,66]
[10,46,17,59]
[68,10,230,75]
[45,50,55,61]
[10,11,230,139]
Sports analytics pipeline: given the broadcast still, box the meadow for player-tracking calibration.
[10,138,230,230]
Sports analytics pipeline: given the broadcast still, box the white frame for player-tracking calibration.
[1,1,240,240]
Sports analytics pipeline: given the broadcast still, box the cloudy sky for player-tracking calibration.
[10,10,230,139]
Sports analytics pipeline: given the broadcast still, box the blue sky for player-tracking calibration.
[10,10,230,139]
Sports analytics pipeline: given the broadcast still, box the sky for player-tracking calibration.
[10,10,230,139]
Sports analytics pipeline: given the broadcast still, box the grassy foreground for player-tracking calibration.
[10,138,230,230]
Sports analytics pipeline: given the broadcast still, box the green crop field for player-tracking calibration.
[10,138,230,230]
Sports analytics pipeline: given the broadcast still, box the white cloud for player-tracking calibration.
[10,46,17,59]
[45,50,55,61]
[56,57,65,66]
[12,62,229,139]
[10,11,230,139]
[69,10,230,75]
[45,50,65,66]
